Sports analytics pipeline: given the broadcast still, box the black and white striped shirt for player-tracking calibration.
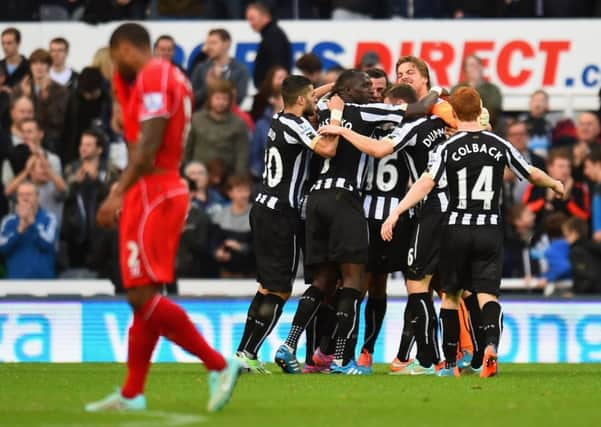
[256,112,318,213]
[428,130,532,226]
[314,100,407,196]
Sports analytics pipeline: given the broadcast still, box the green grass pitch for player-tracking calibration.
[0,363,598,427]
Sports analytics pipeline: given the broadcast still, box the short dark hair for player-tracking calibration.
[507,119,530,136]
[110,23,151,50]
[1,27,21,43]
[366,68,387,80]
[153,34,175,49]
[296,53,322,74]
[205,80,235,110]
[544,212,569,239]
[29,48,52,66]
[247,2,271,16]
[563,217,588,239]
[547,148,572,167]
[281,75,312,107]
[78,67,103,93]
[81,128,105,149]
[226,173,253,191]
[332,69,365,97]
[208,28,231,42]
[50,37,69,51]
[384,84,417,104]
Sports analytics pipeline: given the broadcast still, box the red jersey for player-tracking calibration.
[113,59,193,171]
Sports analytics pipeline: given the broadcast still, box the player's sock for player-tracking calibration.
[284,286,324,351]
[427,301,441,363]
[333,288,362,365]
[244,294,284,358]
[361,296,387,354]
[144,295,227,371]
[121,311,160,398]
[306,303,331,363]
[237,292,263,353]
[439,308,459,366]
[458,299,474,354]
[481,301,502,349]
[412,293,435,367]
[319,302,339,355]
[464,294,484,368]
[305,314,318,365]
[396,301,416,362]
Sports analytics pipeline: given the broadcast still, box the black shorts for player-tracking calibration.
[250,204,301,292]
[305,189,368,266]
[439,225,504,296]
[367,217,411,274]
[406,211,446,281]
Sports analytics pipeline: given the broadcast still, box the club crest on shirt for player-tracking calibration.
[143,92,165,113]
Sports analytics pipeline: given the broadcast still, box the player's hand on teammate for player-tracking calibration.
[96,184,123,228]
[318,124,345,136]
[328,94,345,112]
[381,213,400,242]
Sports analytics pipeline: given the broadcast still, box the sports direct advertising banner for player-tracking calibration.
[8,20,601,110]
[1,299,600,363]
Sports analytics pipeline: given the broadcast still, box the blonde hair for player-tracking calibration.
[91,47,113,81]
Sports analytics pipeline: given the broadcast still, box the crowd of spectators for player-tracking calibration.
[2,1,601,21]
[0,2,600,297]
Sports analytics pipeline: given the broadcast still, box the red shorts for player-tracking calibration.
[119,171,188,288]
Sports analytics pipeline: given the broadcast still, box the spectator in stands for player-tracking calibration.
[296,53,323,86]
[0,28,29,88]
[91,47,113,84]
[1,96,34,187]
[176,177,218,278]
[190,28,249,109]
[183,160,227,220]
[523,148,590,227]
[539,212,571,287]
[503,203,541,279]
[323,64,345,85]
[14,48,70,152]
[453,54,502,128]
[0,67,11,129]
[212,174,255,278]
[358,51,384,72]
[61,129,112,271]
[246,2,292,89]
[185,80,249,175]
[0,181,57,279]
[571,112,601,183]
[250,91,283,179]
[153,34,176,63]
[20,118,62,174]
[366,68,389,102]
[49,37,79,90]
[562,217,601,294]
[250,64,287,121]
[584,146,601,242]
[504,120,546,204]
[63,67,113,166]
[519,89,552,157]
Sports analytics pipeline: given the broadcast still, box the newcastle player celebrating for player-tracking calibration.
[276,69,442,375]
[381,87,564,377]
[320,83,448,375]
[235,75,338,373]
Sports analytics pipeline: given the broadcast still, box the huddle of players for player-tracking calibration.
[235,56,565,376]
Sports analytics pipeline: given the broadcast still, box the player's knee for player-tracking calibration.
[368,274,387,298]
[441,291,461,308]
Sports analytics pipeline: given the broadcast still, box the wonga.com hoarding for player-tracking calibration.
[1,299,601,363]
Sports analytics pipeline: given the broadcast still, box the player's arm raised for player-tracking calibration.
[528,166,565,199]
[97,117,167,227]
[405,86,446,117]
[318,125,392,158]
[312,95,344,158]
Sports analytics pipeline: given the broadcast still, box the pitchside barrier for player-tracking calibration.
[5,19,601,112]
[1,279,600,364]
